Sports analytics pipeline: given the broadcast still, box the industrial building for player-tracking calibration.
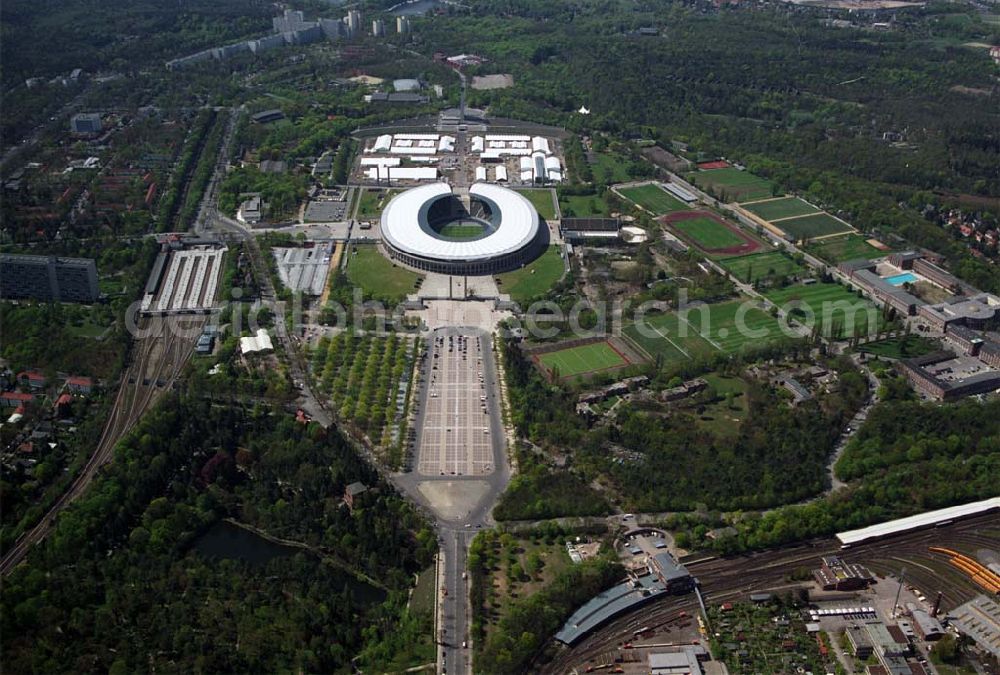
[0,253,99,303]
[554,552,694,646]
[648,646,709,675]
[814,556,875,591]
[949,594,1000,660]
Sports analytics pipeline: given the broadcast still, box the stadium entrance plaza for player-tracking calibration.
[396,324,510,525]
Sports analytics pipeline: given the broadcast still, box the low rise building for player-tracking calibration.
[814,556,875,591]
[70,113,102,134]
[649,552,695,594]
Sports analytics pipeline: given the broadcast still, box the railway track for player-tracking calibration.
[0,315,200,576]
[541,514,1000,673]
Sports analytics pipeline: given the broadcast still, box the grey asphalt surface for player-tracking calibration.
[392,326,511,675]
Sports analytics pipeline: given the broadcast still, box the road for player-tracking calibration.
[0,315,200,575]
[392,327,512,675]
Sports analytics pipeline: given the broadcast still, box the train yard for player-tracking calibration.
[542,513,1000,673]
[0,315,201,575]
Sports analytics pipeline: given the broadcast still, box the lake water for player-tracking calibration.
[391,0,443,16]
[195,521,386,604]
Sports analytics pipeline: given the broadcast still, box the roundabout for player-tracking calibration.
[379,182,546,275]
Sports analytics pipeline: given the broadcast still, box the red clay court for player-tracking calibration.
[659,210,761,257]
[697,160,731,170]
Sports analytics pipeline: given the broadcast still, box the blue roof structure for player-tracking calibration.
[555,574,666,645]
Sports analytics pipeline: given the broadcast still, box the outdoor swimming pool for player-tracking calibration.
[884,272,918,286]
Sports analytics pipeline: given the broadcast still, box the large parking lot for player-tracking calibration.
[416,331,496,477]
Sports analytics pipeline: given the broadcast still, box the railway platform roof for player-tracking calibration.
[836,498,1000,546]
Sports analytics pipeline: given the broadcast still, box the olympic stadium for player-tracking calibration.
[379,182,547,275]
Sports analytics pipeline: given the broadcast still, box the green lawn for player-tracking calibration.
[437,223,484,239]
[671,215,746,250]
[766,282,886,339]
[857,335,939,359]
[692,374,750,438]
[776,212,853,240]
[590,151,632,184]
[618,183,688,214]
[624,299,787,365]
[807,234,886,263]
[356,188,399,219]
[690,168,773,201]
[741,196,820,221]
[516,189,557,220]
[345,245,421,302]
[559,193,610,217]
[537,341,627,377]
[720,251,807,284]
[67,320,111,339]
[408,565,437,614]
[496,246,565,304]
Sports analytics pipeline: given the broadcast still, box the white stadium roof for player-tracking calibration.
[381,182,540,262]
[836,497,1000,546]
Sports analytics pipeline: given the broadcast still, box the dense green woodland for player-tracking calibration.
[501,339,870,513]
[2,395,436,672]
[421,0,1000,289]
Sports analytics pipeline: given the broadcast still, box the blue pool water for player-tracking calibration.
[884,272,918,286]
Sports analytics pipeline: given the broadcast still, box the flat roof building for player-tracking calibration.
[0,253,99,303]
[251,109,285,124]
[950,594,1000,659]
[919,292,1000,332]
[815,556,875,591]
[70,113,102,134]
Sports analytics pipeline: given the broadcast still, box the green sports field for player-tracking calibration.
[437,223,484,239]
[516,189,557,220]
[671,215,746,250]
[537,341,628,377]
[690,168,773,202]
[807,234,886,263]
[741,197,820,221]
[720,251,807,284]
[559,192,610,217]
[775,212,853,240]
[766,282,886,339]
[618,184,688,214]
[624,299,787,365]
